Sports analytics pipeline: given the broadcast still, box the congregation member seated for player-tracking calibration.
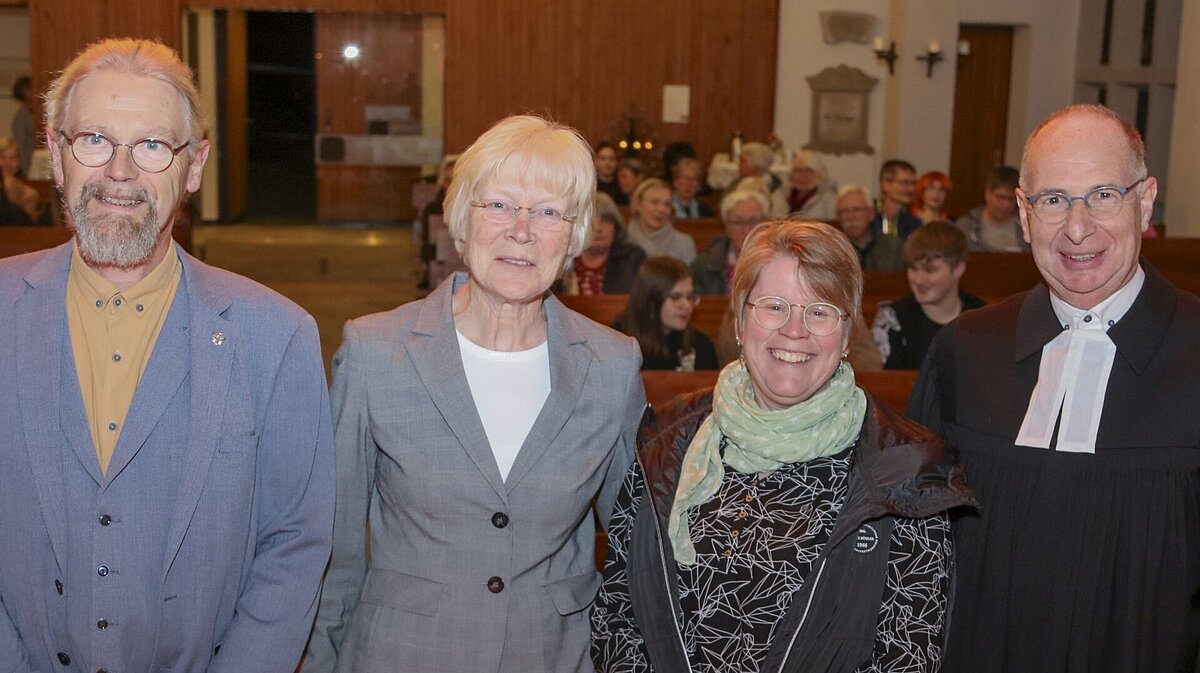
[874,159,922,238]
[592,220,975,673]
[626,177,697,264]
[613,256,718,371]
[417,153,457,288]
[561,192,646,295]
[912,170,953,224]
[595,140,622,202]
[954,165,1028,251]
[692,188,767,294]
[0,136,38,223]
[782,149,837,221]
[670,157,714,218]
[733,141,785,204]
[872,221,985,369]
[837,184,904,271]
[615,157,648,206]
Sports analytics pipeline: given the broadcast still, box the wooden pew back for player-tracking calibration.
[557,292,730,341]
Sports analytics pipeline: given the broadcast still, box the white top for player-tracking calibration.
[456,330,551,480]
[1016,266,1145,453]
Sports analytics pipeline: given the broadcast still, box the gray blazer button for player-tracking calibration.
[56,652,70,665]
[486,576,504,593]
[490,512,509,528]
[99,514,112,526]
[96,617,108,629]
[97,565,109,577]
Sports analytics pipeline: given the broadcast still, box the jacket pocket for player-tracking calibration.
[358,567,446,616]
[544,570,602,616]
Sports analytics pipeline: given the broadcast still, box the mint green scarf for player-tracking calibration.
[668,359,866,565]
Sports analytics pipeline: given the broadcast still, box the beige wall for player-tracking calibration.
[1166,0,1200,235]
[774,0,1082,197]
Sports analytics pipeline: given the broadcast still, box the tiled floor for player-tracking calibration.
[192,222,425,374]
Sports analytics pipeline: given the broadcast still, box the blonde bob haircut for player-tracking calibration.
[45,38,208,146]
[445,114,595,270]
[729,220,863,335]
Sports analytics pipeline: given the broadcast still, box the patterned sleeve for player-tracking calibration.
[856,513,953,673]
[590,461,653,673]
[871,302,901,369]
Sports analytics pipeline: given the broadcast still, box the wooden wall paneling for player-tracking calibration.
[105,0,182,46]
[187,0,444,12]
[315,12,424,221]
[224,9,248,219]
[949,25,1013,218]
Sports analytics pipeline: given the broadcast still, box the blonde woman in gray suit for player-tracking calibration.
[306,115,646,673]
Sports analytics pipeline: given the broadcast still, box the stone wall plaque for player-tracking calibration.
[803,65,877,156]
[819,11,875,45]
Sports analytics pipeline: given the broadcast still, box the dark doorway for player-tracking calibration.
[949,25,1014,219]
[245,12,316,221]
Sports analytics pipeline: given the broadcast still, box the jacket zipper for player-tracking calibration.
[773,557,828,673]
[643,478,694,673]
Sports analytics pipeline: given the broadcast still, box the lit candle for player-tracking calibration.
[874,36,886,52]
[929,41,941,55]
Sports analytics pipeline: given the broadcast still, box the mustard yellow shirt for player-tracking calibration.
[66,244,181,473]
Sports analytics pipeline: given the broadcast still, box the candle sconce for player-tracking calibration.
[916,42,944,78]
[873,38,898,76]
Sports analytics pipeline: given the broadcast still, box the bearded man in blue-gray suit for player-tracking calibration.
[0,38,334,672]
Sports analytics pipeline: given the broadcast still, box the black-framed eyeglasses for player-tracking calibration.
[469,200,577,231]
[1024,178,1145,224]
[60,131,191,174]
[746,296,849,336]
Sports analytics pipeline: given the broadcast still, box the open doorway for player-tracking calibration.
[245,11,316,222]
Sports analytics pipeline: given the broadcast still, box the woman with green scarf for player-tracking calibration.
[591,220,975,673]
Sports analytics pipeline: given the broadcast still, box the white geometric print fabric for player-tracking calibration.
[592,449,953,672]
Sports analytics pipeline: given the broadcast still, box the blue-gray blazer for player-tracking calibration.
[0,242,334,673]
[307,273,645,673]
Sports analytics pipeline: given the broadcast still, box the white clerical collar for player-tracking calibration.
[1016,266,1145,453]
[1048,265,1145,332]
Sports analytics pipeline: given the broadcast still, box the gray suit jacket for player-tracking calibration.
[0,242,334,673]
[307,273,645,673]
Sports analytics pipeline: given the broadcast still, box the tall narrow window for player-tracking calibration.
[1140,0,1158,65]
[1135,87,1149,139]
[1100,0,1116,64]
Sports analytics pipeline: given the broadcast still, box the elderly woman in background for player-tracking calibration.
[0,136,39,224]
[613,256,719,372]
[565,192,647,295]
[692,188,768,295]
[626,177,697,264]
[781,149,837,221]
[592,220,974,673]
[308,115,646,673]
[912,170,953,224]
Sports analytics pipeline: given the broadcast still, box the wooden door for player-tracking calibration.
[949,25,1013,219]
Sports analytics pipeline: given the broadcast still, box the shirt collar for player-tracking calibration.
[1049,265,1145,331]
[69,242,182,317]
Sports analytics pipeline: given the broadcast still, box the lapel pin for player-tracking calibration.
[211,331,227,346]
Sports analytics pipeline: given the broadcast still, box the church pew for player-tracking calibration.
[675,217,724,254]
[0,225,72,259]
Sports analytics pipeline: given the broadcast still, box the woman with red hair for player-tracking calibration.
[912,170,953,224]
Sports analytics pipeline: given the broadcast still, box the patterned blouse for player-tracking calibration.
[591,447,953,673]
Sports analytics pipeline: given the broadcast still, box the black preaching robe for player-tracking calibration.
[907,260,1200,673]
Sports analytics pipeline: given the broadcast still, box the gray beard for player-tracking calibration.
[69,183,162,268]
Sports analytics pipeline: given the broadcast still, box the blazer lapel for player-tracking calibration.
[504,295,593,493]
[101,273,192,485]
[16,243,75,571]
[158,252,237,578]
[406,273,508,501]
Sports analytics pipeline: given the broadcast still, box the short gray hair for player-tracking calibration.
[740,142,774,174]
[45,38,207,144]
[719,189,769,221]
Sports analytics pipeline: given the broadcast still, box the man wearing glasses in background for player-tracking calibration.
[909,104,1200,672]
[0,38,333,672]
